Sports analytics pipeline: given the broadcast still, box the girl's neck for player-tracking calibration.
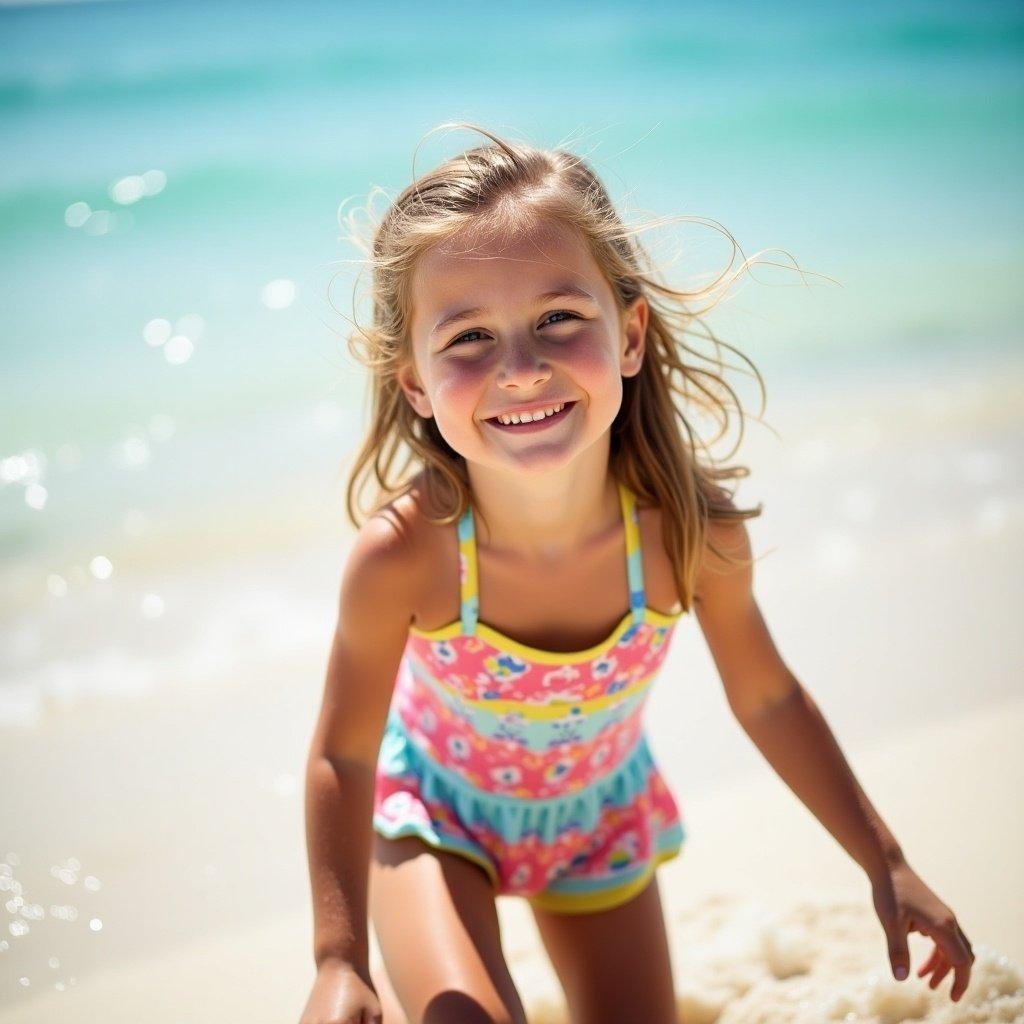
[465,465,622,564]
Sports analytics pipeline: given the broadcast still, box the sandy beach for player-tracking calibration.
[1,346,1022,1022]
[1,699,1020,1022]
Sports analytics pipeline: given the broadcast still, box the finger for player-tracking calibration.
[884,920,911,981]
[916,946,940,978]
[935,918,971,957]
[929,955,953,991]
[951,959,972,1002]
[954,921,975,962]
[951,929,975,1002]
[936,920,974,1001]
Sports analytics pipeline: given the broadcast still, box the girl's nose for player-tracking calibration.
[495,337,552,389]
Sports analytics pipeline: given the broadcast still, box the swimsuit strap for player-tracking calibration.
[457,479,646,637]
[618,480,648,625]
[457,500,480,634]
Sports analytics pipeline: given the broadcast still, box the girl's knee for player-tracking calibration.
[370,844,527,1024]
[377,961,525,1024]
[422,989,526,1024]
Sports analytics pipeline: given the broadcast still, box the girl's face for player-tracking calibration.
[397,218,647,477]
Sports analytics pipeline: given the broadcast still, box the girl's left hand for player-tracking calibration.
[871,858,975,1002]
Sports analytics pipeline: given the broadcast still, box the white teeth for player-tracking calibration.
[497,402,565,426]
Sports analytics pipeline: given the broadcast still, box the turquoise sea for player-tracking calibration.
[0,0,1022,719]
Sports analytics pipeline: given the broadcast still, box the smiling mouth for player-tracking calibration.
[485,401,577,431]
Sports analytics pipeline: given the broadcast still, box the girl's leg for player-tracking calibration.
[528,873,677,1024]
[370,958,409,1024]
[369,834,528,1024]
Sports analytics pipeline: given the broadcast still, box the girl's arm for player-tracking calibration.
[304,514,419,975]
[693,515,975,1001]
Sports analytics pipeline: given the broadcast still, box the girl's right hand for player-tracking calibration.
[299,958,383,1024]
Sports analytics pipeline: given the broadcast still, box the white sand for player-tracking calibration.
[1,699,1020,1022]
[2,347,1022,1021]
[520,697,1024,1023]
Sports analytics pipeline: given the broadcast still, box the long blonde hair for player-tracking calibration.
[336,122,792,613]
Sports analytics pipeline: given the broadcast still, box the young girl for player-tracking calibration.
[300,124,975,1024]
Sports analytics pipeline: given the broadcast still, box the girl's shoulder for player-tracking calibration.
[359,470,451,589]
[357,473,435,565]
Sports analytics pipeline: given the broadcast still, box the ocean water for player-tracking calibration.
[1,0,1022,719]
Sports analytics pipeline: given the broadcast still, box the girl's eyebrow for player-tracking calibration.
[430,283,598,338]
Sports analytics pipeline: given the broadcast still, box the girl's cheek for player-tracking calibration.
[431,371,485,424]
[562,335,619,379]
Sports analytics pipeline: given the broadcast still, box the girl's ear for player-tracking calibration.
[396,359,434,419]
[620,295,648,379]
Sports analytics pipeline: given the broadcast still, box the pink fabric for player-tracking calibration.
[373,620,685,901]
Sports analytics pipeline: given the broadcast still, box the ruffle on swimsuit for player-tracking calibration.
[372,479,688,914]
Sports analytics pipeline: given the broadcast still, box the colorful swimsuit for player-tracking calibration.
[372,479,687,914]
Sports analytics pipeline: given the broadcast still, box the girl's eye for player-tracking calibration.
[448,310,579,347]
[542,310,578,328]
